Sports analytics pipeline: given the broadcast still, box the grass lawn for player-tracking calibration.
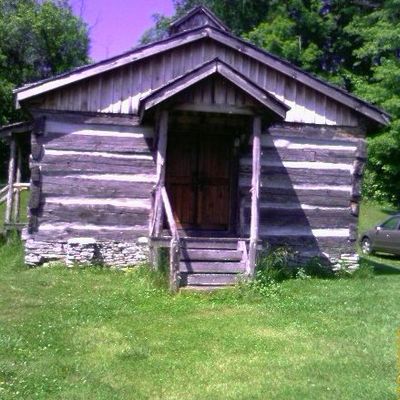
[0,189,29,231]
[0,202,399,399]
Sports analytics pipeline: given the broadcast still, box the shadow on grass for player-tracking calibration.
[360,255,400,275]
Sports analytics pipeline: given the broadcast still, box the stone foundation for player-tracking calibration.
[24,236,149,267]
[332,253,360,273]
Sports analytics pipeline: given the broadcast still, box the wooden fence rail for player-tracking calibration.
[1,183,30,231]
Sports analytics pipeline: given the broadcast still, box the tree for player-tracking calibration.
[345,0,400,204]
[150,0,400,204]
[0,0,90,181]
[140,0,272,44]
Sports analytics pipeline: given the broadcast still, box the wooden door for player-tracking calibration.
[166,132,233,231]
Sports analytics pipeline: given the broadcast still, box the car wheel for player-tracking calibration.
[361,237,373,255]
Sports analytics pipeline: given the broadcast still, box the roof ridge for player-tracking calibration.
[169,5,229,34]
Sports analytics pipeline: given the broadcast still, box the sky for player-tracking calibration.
[70,0,175,62]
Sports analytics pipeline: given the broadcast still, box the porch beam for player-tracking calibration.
[13,144,22,223]
[5,136,16,225]
[153,110,169,237]
[247,116,262,276]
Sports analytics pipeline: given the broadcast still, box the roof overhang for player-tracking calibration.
[138,58,289,120]
[13,25,390,126]
[0,121,32,139]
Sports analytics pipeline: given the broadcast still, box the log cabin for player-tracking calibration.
[6,6,390,289]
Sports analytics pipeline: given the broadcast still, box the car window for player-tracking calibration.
[381,217,400,230]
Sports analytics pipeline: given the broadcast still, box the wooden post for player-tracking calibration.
[169,237,180,293]
[149,110,169,270]
[13,144,22,223]
[153,110,169,237]
[5,137,16,225]
[247,116,261,276]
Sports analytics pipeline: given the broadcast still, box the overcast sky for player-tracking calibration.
[70,0,174,62]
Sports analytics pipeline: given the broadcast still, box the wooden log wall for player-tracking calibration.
[238,123,365,259]
[28,114,156,242]
[38,39,359,126]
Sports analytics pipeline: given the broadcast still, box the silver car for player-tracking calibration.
[360,214,400,256]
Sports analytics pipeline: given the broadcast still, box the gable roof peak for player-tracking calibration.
[169,5,229,36]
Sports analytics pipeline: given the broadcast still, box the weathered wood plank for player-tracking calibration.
[180,249,242,261]
[244,208,356,229]
[41,176,154,199]
[180,273,240,286]
[169,237,180,292]
[12,145,22,222]
[248,116,261,276]
[39,203,150,226]
[268,124,364,141]
[35,110,141,127]
[179,261,244,273]
[241,158,353,173]
[239,170,352,187]
[153,111,169,237]
[42,150,155,166]
[5,138,16,224]
[32,224,149,241]
[40,159,155,175]
[257,148,356,164]
[181,239,239,250]
[40,132,153,154]
[261,134,360,149]
[256,188,351,208]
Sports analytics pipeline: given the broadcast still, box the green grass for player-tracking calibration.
[0,202,399,399]
[0,246,399,398]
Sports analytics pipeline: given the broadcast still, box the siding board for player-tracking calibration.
[34,39,361,126]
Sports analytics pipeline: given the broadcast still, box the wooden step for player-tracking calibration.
[180,261,245,273]
[181,238,242,250]
[180,273,242,287]
[150,236,244,249]
[180,285,231,291]
[180,249,243,261]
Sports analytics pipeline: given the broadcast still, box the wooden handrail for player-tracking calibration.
[160,186,179,241]
[0,184,29,205]
[150,185,161,237]
[1,182,30,230]
[160,186,180,292]
[13,183,30,189]
[0,185,8,197]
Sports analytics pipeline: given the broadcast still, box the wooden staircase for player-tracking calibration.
[179,238,247,288]
[149,185,256,291]
[151,237,249,289]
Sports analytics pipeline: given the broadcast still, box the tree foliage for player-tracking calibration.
[0,0,89,124]
[0,0,90,181]
[145,0,400,205]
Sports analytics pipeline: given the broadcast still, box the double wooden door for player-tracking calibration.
[165,132,233,231]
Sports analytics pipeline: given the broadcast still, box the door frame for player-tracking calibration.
[165,123,239,236]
